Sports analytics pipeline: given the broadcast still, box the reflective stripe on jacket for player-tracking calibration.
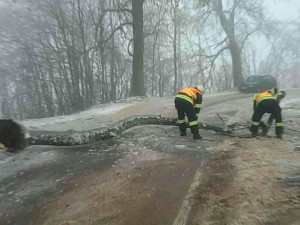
[253,91,275,105]
[176,88,202,105]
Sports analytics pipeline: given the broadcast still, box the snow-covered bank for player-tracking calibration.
[20,97,144,131]
[19,90,242,132]
[19,89,300,133]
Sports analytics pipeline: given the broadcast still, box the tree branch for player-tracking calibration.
[207,36,228,50]
[230,0,242,23]
[104,8,132,14]
[127,39,133,57]
[240,28,259,53]
[87,22,132,52]
[205,46,229,86]
[103,22,132,43]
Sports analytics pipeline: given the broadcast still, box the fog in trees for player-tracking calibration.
[0,0,299,119]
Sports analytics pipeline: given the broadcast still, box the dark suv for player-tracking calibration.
[239,75,277,93]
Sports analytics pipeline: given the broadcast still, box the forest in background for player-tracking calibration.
[0,0,299,119]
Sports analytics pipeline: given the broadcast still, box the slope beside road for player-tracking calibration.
[20,90,252,131]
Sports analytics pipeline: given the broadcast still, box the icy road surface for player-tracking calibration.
[1,89,300,225]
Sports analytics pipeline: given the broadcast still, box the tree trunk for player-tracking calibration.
[173,3,178,94]
[100,20,107,103]
[215,0,244,87]
[130,0,145,96]
[178,27,183,90]
[158,47,163,97]
[0,79,12,118]
[228,38,243,87]
[109,7,116,102]
[151,36,157,96]
[30,115,232,146]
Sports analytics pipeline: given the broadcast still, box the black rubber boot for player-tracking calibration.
[190,125,201,139]
[276,126,283,137]
[251,132,258,137]
[180,131,187,136]
[260,122,268,136]
[193,133,202,139]
[250,125,259,134]
[179,123,187,136]
[6,147,15,153]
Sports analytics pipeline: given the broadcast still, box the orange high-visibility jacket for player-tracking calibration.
[175,88,203,117]
[253,90,276,109]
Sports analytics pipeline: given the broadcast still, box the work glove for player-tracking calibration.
[277,90,286,101]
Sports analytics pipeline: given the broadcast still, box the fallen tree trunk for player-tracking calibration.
[198,120,231,134]
[30,115,232,146]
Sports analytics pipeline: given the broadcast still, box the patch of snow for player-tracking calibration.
[15,89,300,134]
[19,99,139,131]
[205,88,240,97]
[0,146,61,182]
[175,145,186,149]
[281,98,300,109]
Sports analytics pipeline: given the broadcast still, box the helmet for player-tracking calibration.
[196,85,205,93]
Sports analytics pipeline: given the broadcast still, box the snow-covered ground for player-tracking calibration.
[20,97,145,131]
[1,89,299,225]
[205,88,240,96]
[19,89,300,133]
[19,90,242,132]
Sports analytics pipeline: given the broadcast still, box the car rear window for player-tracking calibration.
[262,76,272,80]
[247,76,262,81]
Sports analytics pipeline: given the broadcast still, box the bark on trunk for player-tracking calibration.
[29,116,232,146]
[130,0,145,96]
[229,38,243,87]
[214,0,244,87]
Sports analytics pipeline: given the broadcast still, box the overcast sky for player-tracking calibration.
[265,0,300,21]
[248,0,300,69]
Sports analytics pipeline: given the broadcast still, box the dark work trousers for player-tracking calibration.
[174,98,199,135]
[251,99,283,135]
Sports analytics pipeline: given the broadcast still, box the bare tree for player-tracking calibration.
[130,0,145,96]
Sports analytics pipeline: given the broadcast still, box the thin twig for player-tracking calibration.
[217,132,253,138]
[202,138,219,141]
[217,113,226,125]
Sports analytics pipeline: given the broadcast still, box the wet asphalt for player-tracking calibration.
[0,126,223,225]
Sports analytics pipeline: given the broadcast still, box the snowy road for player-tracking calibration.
[0,89,300,225]
[20,90,253,132]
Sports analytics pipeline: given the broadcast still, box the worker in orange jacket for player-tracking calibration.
[250,88,284,138]
[174,85,204,139]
